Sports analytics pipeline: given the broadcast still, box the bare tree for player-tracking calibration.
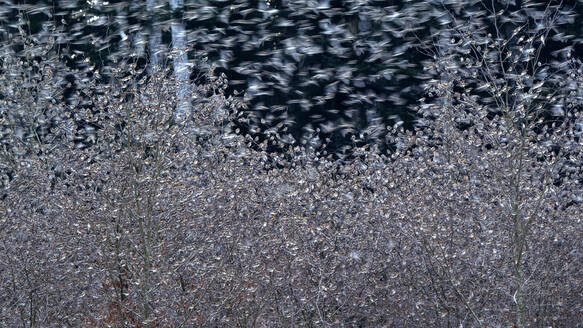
[401,1,583,326]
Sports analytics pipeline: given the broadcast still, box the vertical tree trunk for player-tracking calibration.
[115,3,129,59]
[147,0,162,69]
[169,0,190,121]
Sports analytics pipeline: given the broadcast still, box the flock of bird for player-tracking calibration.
[1,0,582,157]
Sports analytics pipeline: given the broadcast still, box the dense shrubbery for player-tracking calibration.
[1,3,583,328]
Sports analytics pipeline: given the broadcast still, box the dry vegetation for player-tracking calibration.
[1,3,583,328]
